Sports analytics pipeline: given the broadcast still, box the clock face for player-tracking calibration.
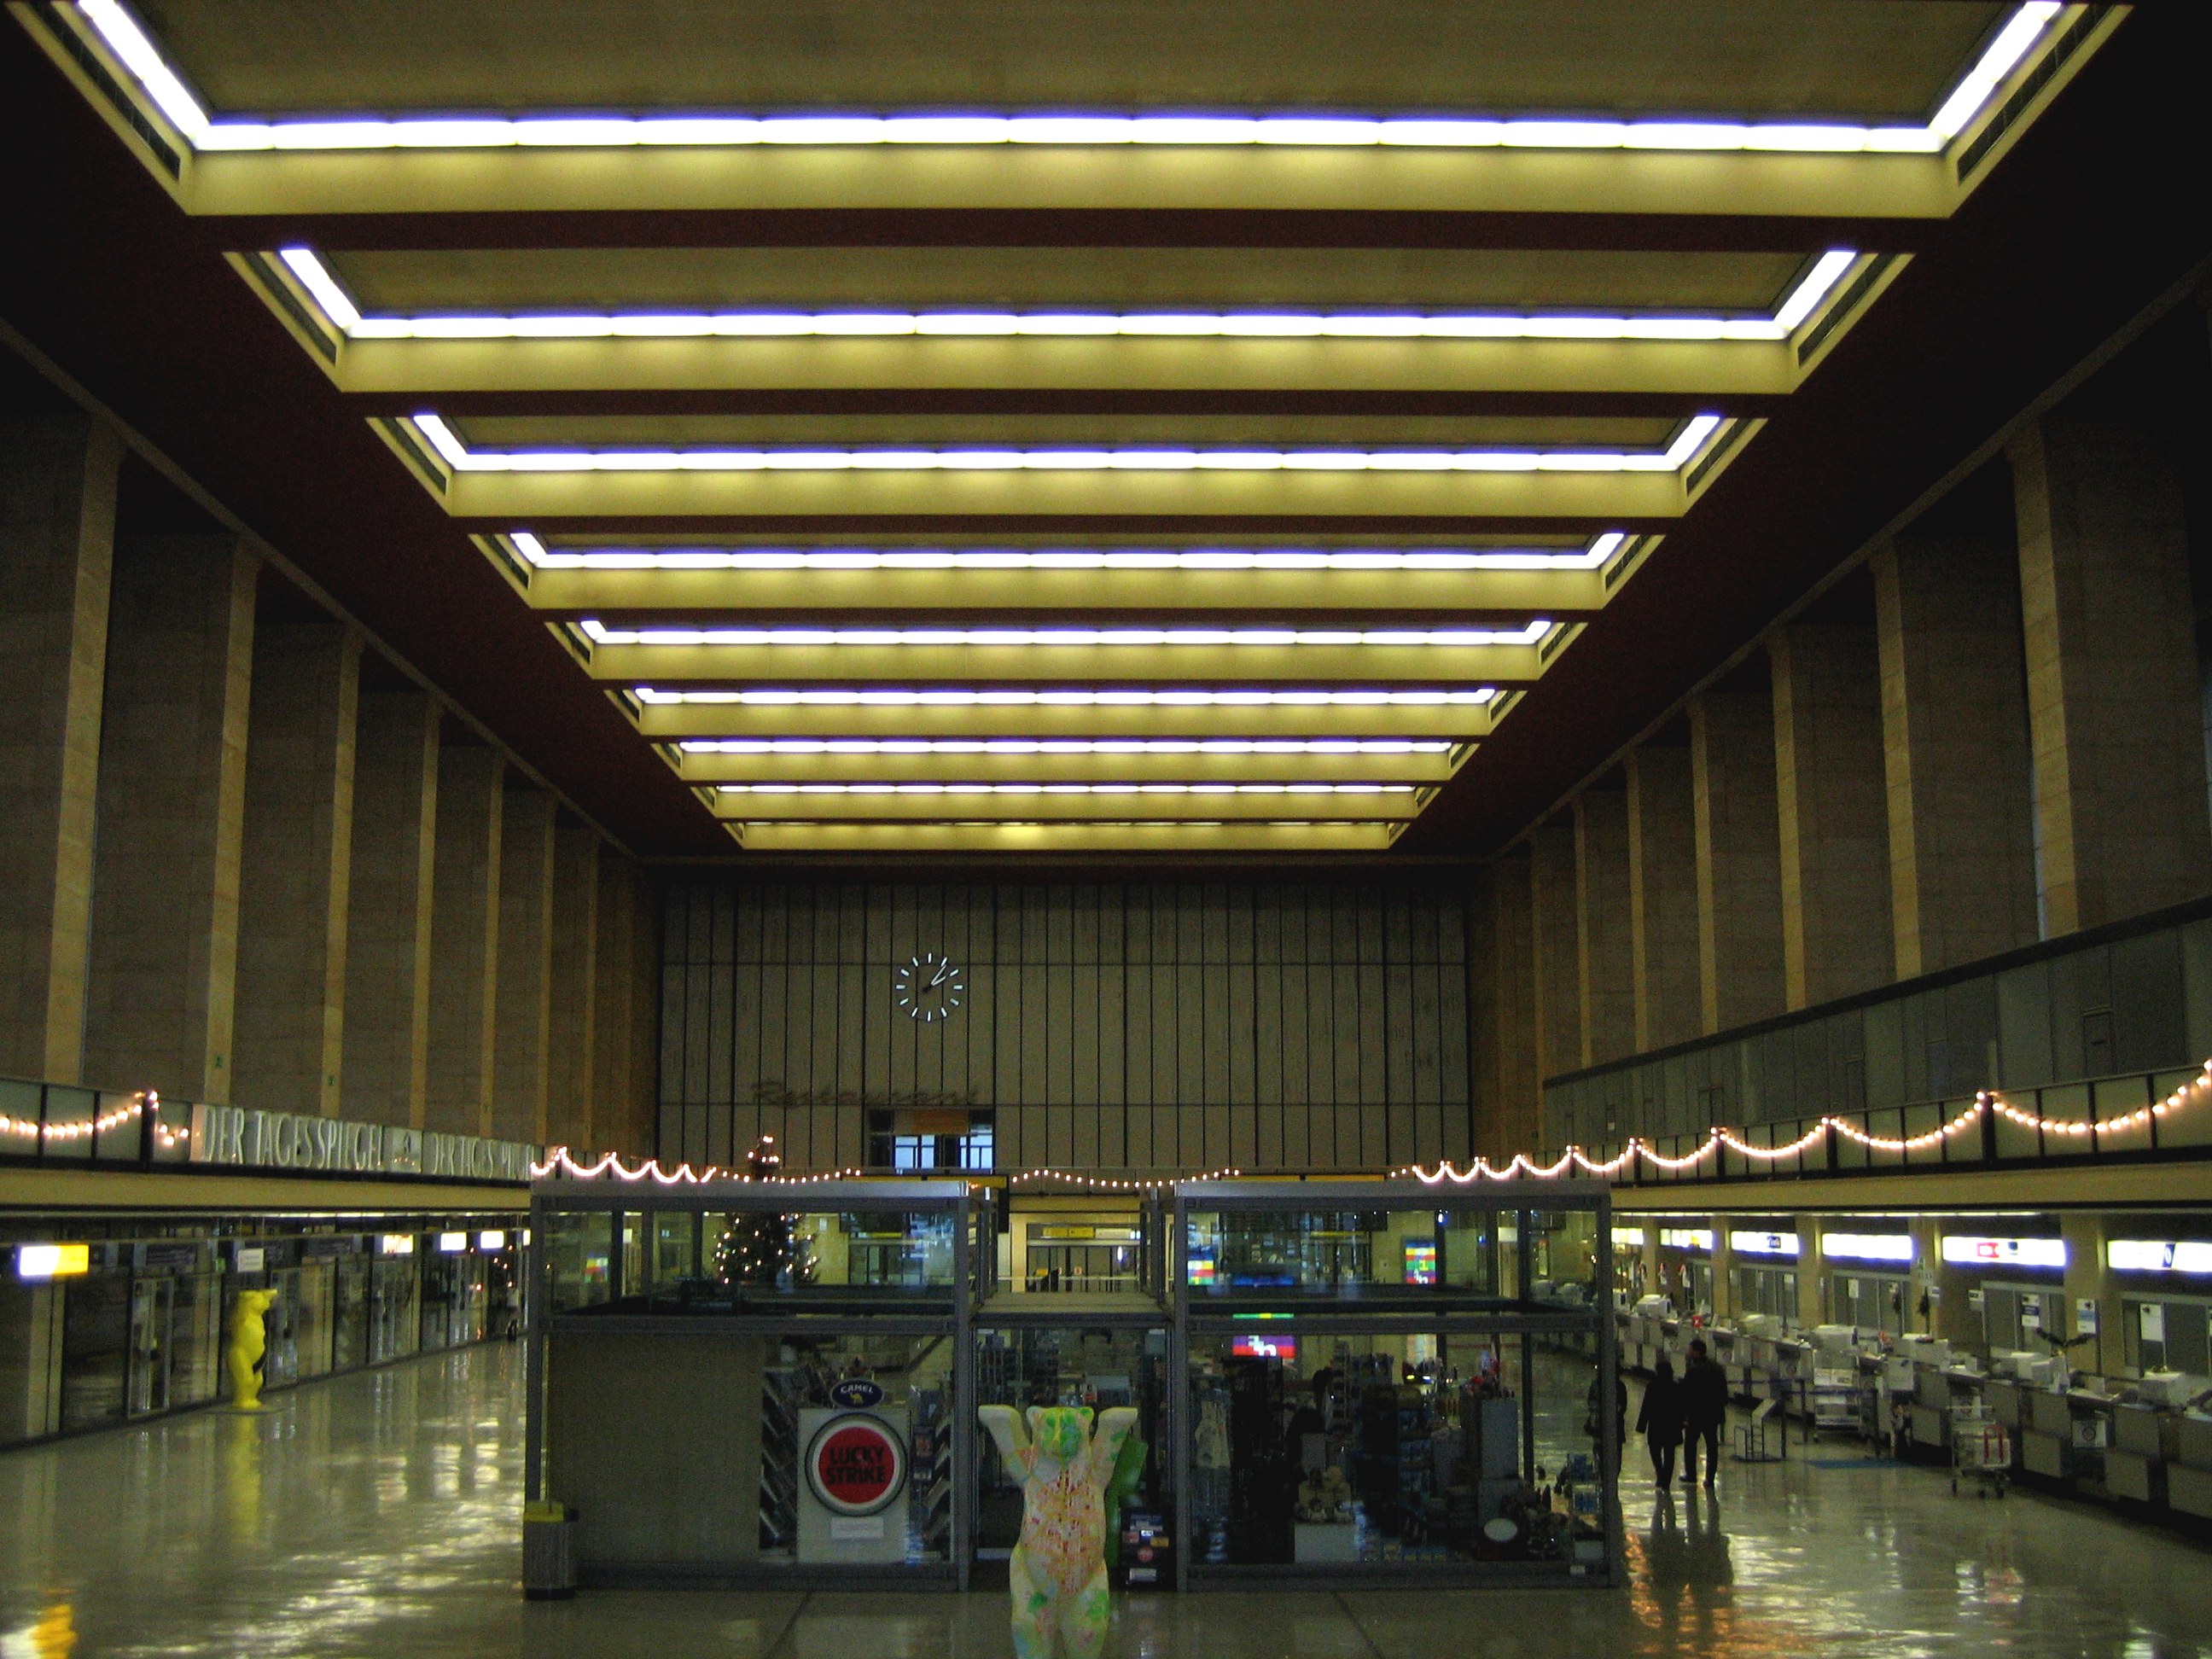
[893,951,966,1022]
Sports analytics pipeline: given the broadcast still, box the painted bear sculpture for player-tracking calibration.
[978,1403,1139,1659]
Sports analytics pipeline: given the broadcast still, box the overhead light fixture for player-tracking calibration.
[634,686,1497,707]
[509,530,1625,571]
[81,0,2065,157]
[414,412,1720,475]
[678,738,1452,754]
[712,781,1416,795]
[580,620,1549,647]
[288,247,1853,344]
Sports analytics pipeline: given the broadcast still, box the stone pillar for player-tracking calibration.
[426,743,502,1138]
[1708,1225,1734,1323]
[1627,739,1700,1051]
[1575,784,1635,1067]
[1691,681,1785,1034]
[2060,1213,2117,1381]
[547,822,602,1151]
[1529,817,1581,1095]
[1873,482,2040,977]
[1796,1216,1826,1330]
[1772,618,1893,1008]
[593,850,661,1158]
[2011,411,2212,935]
[342,689,439,1128]
[232,621,361,1117]
[1472,853,1538,1160]
[493,784,556,1145]
[83,535,255,1102]
[0,414,118,1082]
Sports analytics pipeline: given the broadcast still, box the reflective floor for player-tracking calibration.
[3,1344,2211,1656]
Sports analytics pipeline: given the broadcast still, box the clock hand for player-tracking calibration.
[928,959,952,989]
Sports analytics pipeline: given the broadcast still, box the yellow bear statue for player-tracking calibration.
[227,1289,276,1411]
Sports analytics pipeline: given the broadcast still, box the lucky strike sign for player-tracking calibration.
[806,1415,907,1516]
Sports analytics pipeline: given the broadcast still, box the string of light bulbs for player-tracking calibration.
[1397,1062,2212,1185]
[0,1089,185,1148]
[534,1063,2212,1190]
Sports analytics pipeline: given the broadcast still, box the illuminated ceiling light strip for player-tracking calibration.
[581,620,1549,647]
[713,781,1417,795]
[1929,3,2065,139]
[635,686,1497,707]
[678,738,1453,754]
[510,530,1625,572]
[416,413,1720,475]
[291,252,1851,346]
[80,0,2067,157]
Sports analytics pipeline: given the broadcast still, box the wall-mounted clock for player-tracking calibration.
[893,951,966,1022]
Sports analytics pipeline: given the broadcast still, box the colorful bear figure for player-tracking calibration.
[227,1289,275,1411]
[979,1403,1139,1659]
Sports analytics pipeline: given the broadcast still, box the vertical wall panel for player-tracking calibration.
[661,879,1471,1171]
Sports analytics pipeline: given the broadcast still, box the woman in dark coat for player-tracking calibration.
[1637,1357,1686,1487]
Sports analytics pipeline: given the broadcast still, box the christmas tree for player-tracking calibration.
[713,1138,818,1289]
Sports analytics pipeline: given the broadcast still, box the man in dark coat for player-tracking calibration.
[1637,1356,1685,1487]
[1679,1338,1727,1489]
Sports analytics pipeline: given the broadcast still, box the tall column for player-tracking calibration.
[232,621,360,1116]
[1691,681,1784,1034]
[426,743,502,1138]
[1574,783,1635,1067]
[83,535,255,1102]
[342,689,439,1128]
[1796,1216,1826,1330]
[1529,817,1581,1095]
[1627,739,1700,1051]
[1476,852,1538,1160]
[546,822,602,1150]
[592,850,661,1158]
[1772,617,1893,1008]
[1872,480,2040,977]
[2060,1213,2117,1380]
[2011,410,2212,935]
[493,784,556,1145]
[0,414,117,1082]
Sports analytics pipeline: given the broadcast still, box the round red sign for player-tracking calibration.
[806,1416,907,1516]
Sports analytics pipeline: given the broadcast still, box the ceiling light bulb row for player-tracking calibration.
[283,251,1852,346]
[414,413,1720,475]
[585,621,1549,648]
[509,532,1627,573]
[81,0,2060,159]
[636,687,1497,707]
[679,739,1454,755]
[730,786,1412,806]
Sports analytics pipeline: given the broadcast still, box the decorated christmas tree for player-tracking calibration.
[713,1138,818,1289]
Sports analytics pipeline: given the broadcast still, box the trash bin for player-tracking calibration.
[522,1500,578,1600]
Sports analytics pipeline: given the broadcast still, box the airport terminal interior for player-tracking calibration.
[4,2,2212,1654]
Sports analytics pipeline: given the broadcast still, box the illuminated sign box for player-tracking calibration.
[1940,1236,2066,1269]
[479,1231,507,1250]
[437,1231,469,1254]
[1232,1333,1297,1362]
[2107,1240,2212,1276]
[1659,1228,1714,1252]
[1823,1233,1914,1265]
[15,1243,89,1281]
[1185,1254,1216,1286]
[1403,1240,1438,1286]
[1729,1231,1800,1258]
[380,1234,416,1256]
[1611,1227,1647,1249]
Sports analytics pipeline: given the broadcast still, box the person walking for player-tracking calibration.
[1680,1338,1727,1489]
[1636,1356,1685,1487]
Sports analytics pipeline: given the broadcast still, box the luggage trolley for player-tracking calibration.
[1950,1421,2010,1498]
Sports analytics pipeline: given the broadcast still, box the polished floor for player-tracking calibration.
[3,1346,2210,1657]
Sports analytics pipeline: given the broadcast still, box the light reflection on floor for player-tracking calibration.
[1,1345,2209,1656]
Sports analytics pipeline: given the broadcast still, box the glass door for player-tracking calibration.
[295,1260,336,1378]
[126,1276,173,1416]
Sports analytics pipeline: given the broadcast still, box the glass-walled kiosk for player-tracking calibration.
[1173,1179,1621,1586]
[527,1179,979,1588]
[971,1188,1174,1589]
